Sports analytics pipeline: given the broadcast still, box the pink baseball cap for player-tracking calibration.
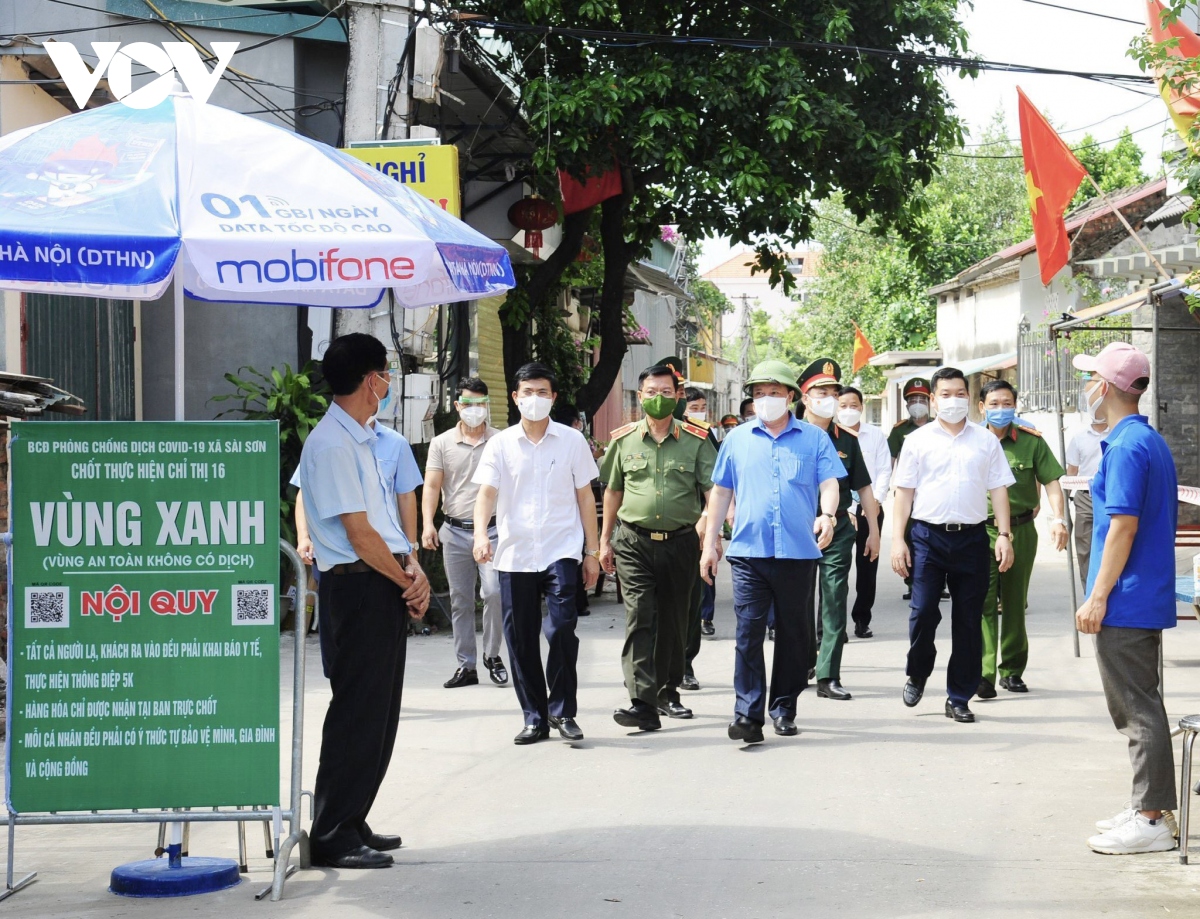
[1072,342,1150,393]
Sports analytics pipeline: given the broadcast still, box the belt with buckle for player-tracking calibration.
[986,510,1036,528]
[328,552,408,575]
[621,521,695,542]
[914,519,984,533]
[445,515,496,531]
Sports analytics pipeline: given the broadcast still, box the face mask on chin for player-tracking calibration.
[516,395,553,422]
[936,396,969,424]
[754,395,790,423]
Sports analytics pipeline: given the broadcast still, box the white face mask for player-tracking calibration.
[936,396,969,424]
[459,406,488,428]
[1084,380,1109,425]
[686,411,707,424]
[907,400,929,420]
[753,395,790,423]
[516,395,553,422]
[837,408,862,428]
[807,395,837,419]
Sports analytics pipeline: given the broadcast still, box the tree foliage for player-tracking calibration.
[456,0,972,414]
[1071,127,1149,207]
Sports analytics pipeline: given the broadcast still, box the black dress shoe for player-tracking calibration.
[854,627,873,639]
[976,679,997,700]
[817,678,852,701]
[999,675,1029,693]
[727,716,764,744]
[772,715,799,736]
[513,724,550,745]
[807,667,816,681]
[483,656,508,685]
[311,846,393,869]
[902,677,925,708]
[701,620,715,636]
[657,701,693,719]
[444,667,479,689]
[613,701,661,731]
[577,608,590,616]
[363,833,402,852]
[945,699,975,723]
[679,674,700,691]
[549,716,584,741]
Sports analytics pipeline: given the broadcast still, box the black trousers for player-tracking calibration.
[311,569,408,856]
[851,506,884,630]
[906,521,990,705]
[498,560,580,727]
[729,556,816,724]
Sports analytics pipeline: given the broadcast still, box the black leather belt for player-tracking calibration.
[986,510,1035,528]
[914,519,984,533]
[445,515,495,531]
[328,552,408,575]
[621,521,695,542]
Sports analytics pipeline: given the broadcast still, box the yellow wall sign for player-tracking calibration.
[339,145,462,217]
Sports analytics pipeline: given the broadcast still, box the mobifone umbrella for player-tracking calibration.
[0,91,516,417]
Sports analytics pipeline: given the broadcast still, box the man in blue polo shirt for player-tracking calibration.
[1073,343,1179,857]
[700,360,844,743]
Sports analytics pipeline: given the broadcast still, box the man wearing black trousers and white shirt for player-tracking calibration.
[890,367,1015,723]
[472,362,601,745]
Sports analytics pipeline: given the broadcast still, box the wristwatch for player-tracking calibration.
[997,531,1012,538]
[584,549,600,559]
[1046,516,1066,526]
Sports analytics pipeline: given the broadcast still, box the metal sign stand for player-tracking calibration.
[2,539,312,902]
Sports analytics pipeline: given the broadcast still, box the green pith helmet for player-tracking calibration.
[744,359,801,396]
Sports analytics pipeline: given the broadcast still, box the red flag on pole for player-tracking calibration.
[1147,0,1200,152]
[851,322,875,374]
[1017,87,1090,286]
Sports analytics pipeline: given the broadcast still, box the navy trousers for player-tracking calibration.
[729,556,816,724]
[906,520,990,705]
[498,560,580,727]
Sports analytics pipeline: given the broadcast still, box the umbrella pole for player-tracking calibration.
[174,271,185,421]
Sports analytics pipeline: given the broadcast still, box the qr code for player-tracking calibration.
[233,584,274,626]
[25,587,70,629]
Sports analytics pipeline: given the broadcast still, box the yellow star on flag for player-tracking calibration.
[1025,170,1044,215]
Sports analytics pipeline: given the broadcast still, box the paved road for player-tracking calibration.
[5,527,1200,917]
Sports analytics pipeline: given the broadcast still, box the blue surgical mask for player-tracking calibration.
[985,407,1015,428]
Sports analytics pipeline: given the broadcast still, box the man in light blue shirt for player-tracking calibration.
[701,360,843,743]
[296,333,430,871]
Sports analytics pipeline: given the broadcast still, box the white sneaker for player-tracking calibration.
[1096,806,1135,832]
[1087,813,1177,855]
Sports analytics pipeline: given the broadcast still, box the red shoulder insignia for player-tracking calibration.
[609,422,639,439]
[681,422,708,439]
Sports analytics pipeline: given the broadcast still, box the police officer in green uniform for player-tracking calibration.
[798,359,881,701]
[888,378,932,600]
[599,364,717,732]
[976,379,1069,699]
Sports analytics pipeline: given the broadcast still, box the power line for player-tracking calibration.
[960,97,1159,148]
[447,16,1156,87]
[1016,0,1144,26]
[945,117,1169,159]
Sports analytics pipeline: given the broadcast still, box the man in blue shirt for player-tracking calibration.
[297,333,430,870]
[1073,343,1179,857]
[700,360,843,743]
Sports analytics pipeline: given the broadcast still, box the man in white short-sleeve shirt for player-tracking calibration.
[890,367,1015,724]
[472,362,601,745]
[1066,418,1108,589]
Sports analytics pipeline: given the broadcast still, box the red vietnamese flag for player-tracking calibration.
[1017,87,1089,286]
[1147,0,1200,152]
[851,322,875,374]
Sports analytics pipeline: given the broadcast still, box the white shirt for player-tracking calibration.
[1065,425,1107,488]
[852,422,891,501]
[472,420,600,572]
[892,418,1015,525]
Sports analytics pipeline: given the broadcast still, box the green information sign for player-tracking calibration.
[7,421,280,813]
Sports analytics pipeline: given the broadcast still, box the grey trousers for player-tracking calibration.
[1095,625,1177,811]
[1071,491,1093,591]
[440,522,502,668]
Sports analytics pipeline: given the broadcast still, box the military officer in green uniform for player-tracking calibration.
[976,379,1068,699]
[798,359,881,701]
[887,377,932,459]
[888,377,932,600]
[599,364,717,732]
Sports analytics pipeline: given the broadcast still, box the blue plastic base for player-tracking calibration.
[110,857,241,898]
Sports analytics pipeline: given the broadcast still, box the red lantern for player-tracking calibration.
[508,195,558,258]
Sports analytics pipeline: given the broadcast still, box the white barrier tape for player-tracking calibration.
[1061,477,1200,507]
